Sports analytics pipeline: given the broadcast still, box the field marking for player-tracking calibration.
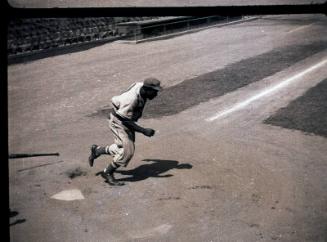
[130,224,172,239]
[287,23,314,33]
[206,58,327,122]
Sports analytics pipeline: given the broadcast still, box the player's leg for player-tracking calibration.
[101,161,124,186]
[110,128,135,167]
[88,114,122,167]
[102,119,135,186]
[102,140,135,186]
[88,144,111,167]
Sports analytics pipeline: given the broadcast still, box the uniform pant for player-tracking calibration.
[106,113,135,168]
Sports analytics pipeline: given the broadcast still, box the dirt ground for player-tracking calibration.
[8,15,327,241]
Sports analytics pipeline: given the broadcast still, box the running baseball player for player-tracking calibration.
[88,78,162,186]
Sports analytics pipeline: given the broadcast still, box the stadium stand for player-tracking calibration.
[7,17,160,58]
[8,17,130,57]
[8,16,240,60]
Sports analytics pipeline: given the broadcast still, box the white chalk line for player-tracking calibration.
[287,23,314,33]
[206,58,327,122]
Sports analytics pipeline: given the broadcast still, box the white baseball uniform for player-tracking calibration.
[106,82,146,167]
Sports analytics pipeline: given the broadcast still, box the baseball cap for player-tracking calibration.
[143,78,162,91]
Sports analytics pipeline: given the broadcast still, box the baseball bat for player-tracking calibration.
[8,153,60,159]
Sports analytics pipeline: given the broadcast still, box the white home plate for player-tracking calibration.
[51,189,85,201]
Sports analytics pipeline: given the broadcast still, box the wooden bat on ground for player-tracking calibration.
[8,153,60,159]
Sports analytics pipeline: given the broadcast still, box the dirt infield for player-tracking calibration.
[265,78,327,137]
[8,15,327,242]
[89,40,327,119]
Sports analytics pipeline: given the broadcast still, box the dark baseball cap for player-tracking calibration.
[143,78,162,91]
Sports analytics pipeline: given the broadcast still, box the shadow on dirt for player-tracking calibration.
[88,41,327,120]
[264,78,327,138]
[9,209,26,226]
[10,219,27,226]
[116,159,192,182]
[10,209,18,218]
[108,159,192,183]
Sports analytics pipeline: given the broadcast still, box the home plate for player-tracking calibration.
[51,189,85,201]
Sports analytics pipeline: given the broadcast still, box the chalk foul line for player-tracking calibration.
[206,58,327,122]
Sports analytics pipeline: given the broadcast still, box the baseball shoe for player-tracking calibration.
[100,171,125,186]
[88,144,99,167]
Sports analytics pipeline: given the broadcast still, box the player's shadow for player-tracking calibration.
[115,159,192,183]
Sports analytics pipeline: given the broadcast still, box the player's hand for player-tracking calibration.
[143,128,155,137]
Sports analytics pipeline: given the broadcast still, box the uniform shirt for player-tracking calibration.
[111,82,146,121]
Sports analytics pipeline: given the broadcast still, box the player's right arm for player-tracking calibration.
[122,121,155,137]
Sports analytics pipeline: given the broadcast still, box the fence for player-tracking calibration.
[118,15,245,42]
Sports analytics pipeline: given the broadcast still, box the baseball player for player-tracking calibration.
[88,78,162,186]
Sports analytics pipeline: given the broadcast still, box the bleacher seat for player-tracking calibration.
[8,17,163,57]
